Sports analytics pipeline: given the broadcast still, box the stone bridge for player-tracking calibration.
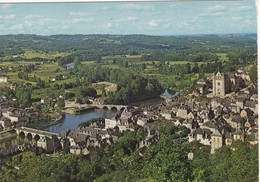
[95,104,128,111]
[15,127,58,140]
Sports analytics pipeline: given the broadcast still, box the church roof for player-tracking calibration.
[211,129,222,137]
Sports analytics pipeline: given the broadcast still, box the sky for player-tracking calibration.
[0,1,257,35]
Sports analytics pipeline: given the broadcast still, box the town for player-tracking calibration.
[0,65,257,158]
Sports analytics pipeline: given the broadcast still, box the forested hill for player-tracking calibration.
[0,34,257,57]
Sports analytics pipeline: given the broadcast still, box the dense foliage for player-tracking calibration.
[78,117,105,128]
[0,122,258,182]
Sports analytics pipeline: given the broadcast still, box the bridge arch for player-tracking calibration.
[120,107,126,112]
[27,133,33,141]
[111,106,118,111]
[19,131,25,139]
[103,106,108,110]
[34,134,40,141]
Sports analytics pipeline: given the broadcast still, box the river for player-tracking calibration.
[0,89,177,149]
[46,108,117,133]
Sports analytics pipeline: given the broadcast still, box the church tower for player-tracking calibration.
[213,72,226,96]
[211,129,223,154]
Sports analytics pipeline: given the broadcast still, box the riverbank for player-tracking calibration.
[0,129,17,141]
[64,106,97,115]
[25,112,64,130]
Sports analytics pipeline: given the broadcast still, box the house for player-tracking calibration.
[48,76,56,82]
[0,77,8,83]
[233,130,244,142]
[236,97,246,109]
[62,73,69,79]
[2,108,28,123]
[194,78,210,94]
[176,106,190,118]
[240,108,253,118]
[37,136,60,152]
[41,97,53,105]
[247,134,258,145]
[93,98,107,105]
[121,107,140,118]
[244,100,258,114]
[161,110,174,120]
[188,150,194,160]
[105,117,118,129]
[139,135,158,148]
[210,129,223,154]
[224,133,233,146]
[70,144,81,155]
[226,114,246,130]
[189,128,212,145]
[0,117,12,128]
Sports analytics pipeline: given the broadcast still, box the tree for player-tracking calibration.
[57,98,65,109]
[249,65,257,83]
[33,103,41,111]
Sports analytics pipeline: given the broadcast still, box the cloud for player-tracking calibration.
[232,17,242,21]
[211,12,226,17]
[71,18,94,23]
[105,23,112,28]
[207,5,225,11]
[102,6,109,10]
[5,14,16,20]
[24,15,42,20]
[62,25,70,29]
[236,6,253,11]
[118,4,154,10]
[149,20,158,27]
[163,23,170,28]
[127,17,137,21]
[10,24,23,30]
[69,12,87,16]
[0,24,3,29]
[24,18,57,27]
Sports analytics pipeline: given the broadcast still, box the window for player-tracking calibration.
[217,82,221,86]
[217,138,219,142]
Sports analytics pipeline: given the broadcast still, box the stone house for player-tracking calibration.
[210,129,223,154]
[189,128,212,146]
[224,114,246,130]
[70,144,82,155]
[236,97,246,109]
[176,106,190,118]
[2,108,28,123]
[224,133,233,146]
[194,78,210,94]
[244,100,258,114]
[233,130,244,142]
[0,77,8,83]
[0,117,12,128]
[105,117,118,129]
[240,108,253,118]
[37,136,60,152]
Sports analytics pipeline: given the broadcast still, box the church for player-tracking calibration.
[212,72,234,97]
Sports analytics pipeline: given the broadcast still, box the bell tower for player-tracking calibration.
[213,72,226,96]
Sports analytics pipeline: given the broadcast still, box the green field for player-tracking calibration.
[2,49,70,61]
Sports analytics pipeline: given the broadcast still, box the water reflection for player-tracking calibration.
[45,108,117,133]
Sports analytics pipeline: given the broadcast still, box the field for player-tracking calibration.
[32,62,68,81]
[93,81,117,96]
[1,50,70,61]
